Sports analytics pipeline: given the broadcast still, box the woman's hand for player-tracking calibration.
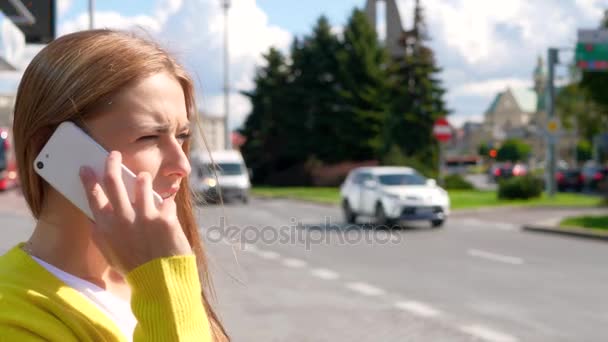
[79,151,192,275]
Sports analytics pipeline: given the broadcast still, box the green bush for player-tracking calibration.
[381,145,437,179]
[498,175,543,200]
[444,174,474,190]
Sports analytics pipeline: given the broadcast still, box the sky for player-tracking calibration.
[2,0,608,129]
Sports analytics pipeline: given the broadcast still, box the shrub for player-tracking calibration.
[498,175,543,200]
[444,174,474,190]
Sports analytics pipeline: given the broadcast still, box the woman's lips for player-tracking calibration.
[159,187,179,199]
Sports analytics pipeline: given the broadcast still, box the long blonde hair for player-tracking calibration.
[12,29,229,341]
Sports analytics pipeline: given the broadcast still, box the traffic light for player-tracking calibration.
[489,149,497,158]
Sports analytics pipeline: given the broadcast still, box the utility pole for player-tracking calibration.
[88,0,94,30]
[221,0,232,150]
[545,48,558,197]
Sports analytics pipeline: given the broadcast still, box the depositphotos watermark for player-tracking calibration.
[203,216,403,251]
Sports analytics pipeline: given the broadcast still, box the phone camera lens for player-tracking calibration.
[36,161,44,170]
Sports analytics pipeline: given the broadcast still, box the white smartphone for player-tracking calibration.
[33,121,163,220]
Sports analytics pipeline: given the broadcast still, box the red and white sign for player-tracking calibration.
[432,117,452,142]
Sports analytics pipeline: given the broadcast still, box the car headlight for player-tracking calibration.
[202,177,217,188]
[383,192,400,200]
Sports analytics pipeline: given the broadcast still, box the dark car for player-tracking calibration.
[581,165,608,191]
[556,169,583,192]
[489,163,527,183]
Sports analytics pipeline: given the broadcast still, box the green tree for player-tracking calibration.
[240,48,291,183]
[496,139,531,162]
[289,16,343,163]
[384,0,448,167]
[335,8,390,161]
[556,83,608,142]
[576,139,592,162]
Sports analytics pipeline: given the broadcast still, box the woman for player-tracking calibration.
[0,29,229,341]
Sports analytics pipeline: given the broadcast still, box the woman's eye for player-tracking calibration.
[138,135,158,142]
[177,132,191,143]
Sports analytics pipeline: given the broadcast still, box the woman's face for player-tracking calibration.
[85,72,191,202]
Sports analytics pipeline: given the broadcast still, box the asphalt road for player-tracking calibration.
[2,190,607,341]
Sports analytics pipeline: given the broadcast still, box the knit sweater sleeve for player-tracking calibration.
[126,255,213,342]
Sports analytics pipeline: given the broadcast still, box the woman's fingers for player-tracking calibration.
[79,166,110,219]
[134,171,156,217]
[103,151,134,217]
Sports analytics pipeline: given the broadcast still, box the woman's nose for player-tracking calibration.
[163,139,191,178]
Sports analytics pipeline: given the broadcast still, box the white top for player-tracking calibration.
[30,256,137,340]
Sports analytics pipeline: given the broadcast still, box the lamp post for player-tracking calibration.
[89,0,94,30]
[221,0,231,150]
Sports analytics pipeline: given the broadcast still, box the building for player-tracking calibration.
[479,57,578,166]
[0,94,16,127]
[195,113,226,152]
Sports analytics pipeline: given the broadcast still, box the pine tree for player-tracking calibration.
[289,16,344,163]
[240,48,290,183]
[385,0,448,166]
[336,8,390,161]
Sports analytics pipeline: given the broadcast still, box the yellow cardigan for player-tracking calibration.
[0,243,213,341]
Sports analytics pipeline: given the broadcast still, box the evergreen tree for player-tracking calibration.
[336,8,391,161]
[385,0,448,166]
[289,16,343,163]
[240,48,290,183]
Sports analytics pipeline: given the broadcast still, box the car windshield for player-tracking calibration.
[378,173,427,186]
[197,162,244,177]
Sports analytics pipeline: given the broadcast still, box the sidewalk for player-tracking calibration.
[521,207,608,241]
[0,188,29,217]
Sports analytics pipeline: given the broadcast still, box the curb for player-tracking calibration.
[522,224,608,242]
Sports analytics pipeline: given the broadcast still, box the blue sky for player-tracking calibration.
[3,0,608,129]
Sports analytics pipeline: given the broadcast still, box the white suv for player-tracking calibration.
[340,166,450,227]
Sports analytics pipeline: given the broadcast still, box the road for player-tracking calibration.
[2,190,607,341]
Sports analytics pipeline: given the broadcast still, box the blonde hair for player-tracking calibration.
[12,29,229,341]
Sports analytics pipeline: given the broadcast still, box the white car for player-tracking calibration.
[340,166,450,227]
[190,150,251,204]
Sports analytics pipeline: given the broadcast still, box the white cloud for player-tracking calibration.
[57,0,74,17]
[451,78,531,97]
[58,12,162,35]
[54,0,291,130]
[202,93,252,129]
[393,0,608,122]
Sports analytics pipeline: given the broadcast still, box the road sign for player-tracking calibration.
[432,117,452,142]
[547,118,560,134]
[576,29,608,71]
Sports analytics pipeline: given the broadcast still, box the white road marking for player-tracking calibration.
[282,258,308,268]
[460,324,519,342]
[242,243,259,253]
[458,218,516,231]
[394,301,441,317]
[345,282,386,297]
[468,249,524,265]
[257,250,280,260]
[310,268,340,280]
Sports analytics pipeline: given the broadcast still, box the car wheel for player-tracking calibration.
[375,203,396,227]
[242,195,249,204]
[431,219,445,228]
[342,200,357,224]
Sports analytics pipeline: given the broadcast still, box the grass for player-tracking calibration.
[252,187,340,204]
[560,215,608,232]
[251,187,605,209]
[448,190,603,209]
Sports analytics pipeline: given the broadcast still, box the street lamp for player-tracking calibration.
[221,0,231,150]
[89,0,94,30]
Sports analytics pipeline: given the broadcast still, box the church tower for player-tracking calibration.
[364,0,406,58]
